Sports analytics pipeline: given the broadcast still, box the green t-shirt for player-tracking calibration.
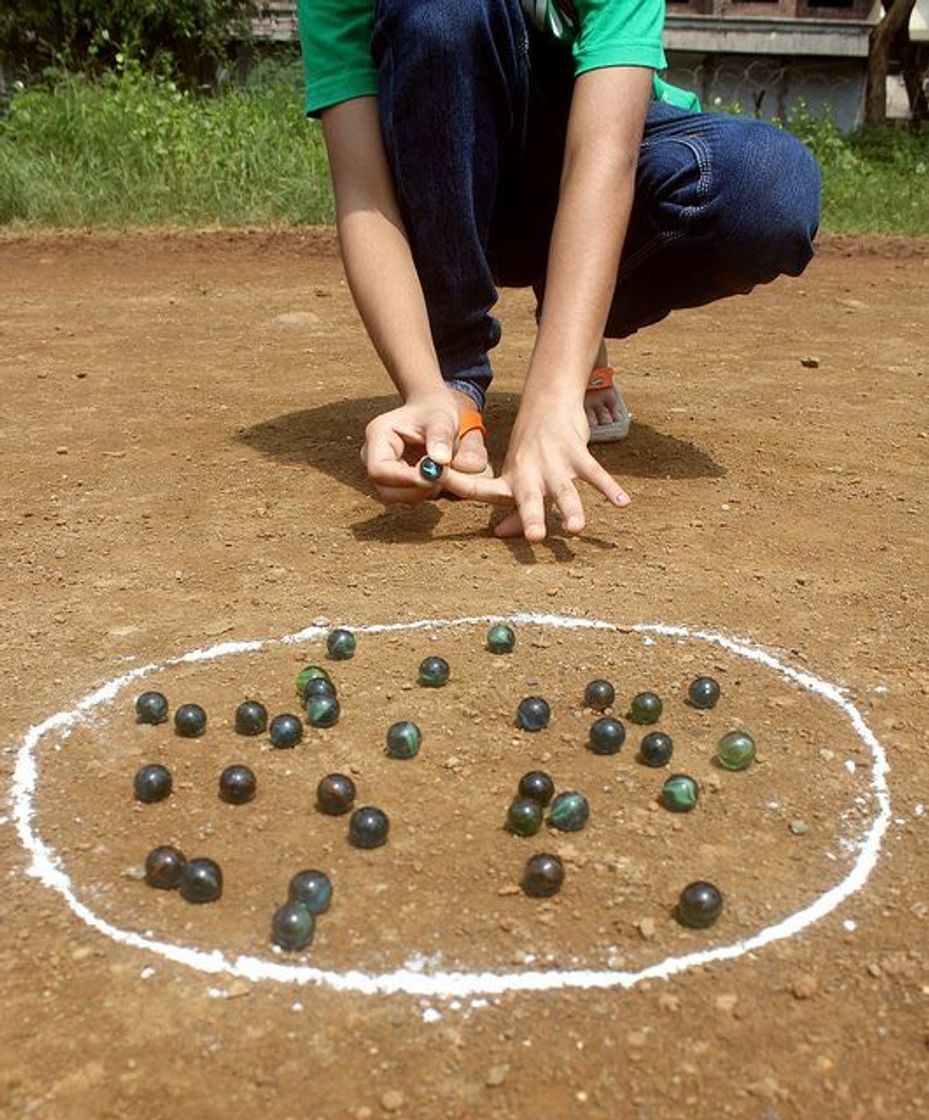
[297,0,699,117]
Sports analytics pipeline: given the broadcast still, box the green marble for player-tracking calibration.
[385,719,421,759]
[717,730,756,771]
[295,665,330,699]
[326,628,356,661]
[661,773,699,812]
[419,655,450,687]
[549,790,589,832]
[306,695,340,729]
[507,797,543,837]
[629,691,662,725]
[486,623,516,654]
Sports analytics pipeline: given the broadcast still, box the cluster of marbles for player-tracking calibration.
[507,770,590,838]
[271,868,334,951]
[315,770,389,849]
[133,761,259,806]
[144,845,222,904]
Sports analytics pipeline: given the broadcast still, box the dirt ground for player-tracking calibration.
[1,228,928,1120]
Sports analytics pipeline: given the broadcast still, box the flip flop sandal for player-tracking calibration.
[586,366,632,443]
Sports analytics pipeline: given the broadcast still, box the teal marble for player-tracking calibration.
[306,695,340,729]
[677,880,723,928]
[419,456,443,483]
[487,623,516,654]
[549,790,589,832]
[628,691,662,725]
[507,797,543,837]
[349,805,389,848]
[717,730,756,771]
[386,719,421,759]
[661,773,699,812]
[639,731,674,768]
[516,696,550,732]
[419,655,450,687]
[688,676,721,710]
[588,716,625,755]
[326,628,356,660]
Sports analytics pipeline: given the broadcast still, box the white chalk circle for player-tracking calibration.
[12,614,891,998]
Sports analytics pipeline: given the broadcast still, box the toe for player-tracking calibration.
[451,429,489,474]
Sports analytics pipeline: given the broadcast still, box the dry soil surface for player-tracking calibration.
[1,229,928,1120]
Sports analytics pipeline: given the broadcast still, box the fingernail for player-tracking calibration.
[431,442,450,462]
[614,491,630,506]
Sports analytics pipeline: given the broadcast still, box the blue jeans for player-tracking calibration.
[372,0,821,410]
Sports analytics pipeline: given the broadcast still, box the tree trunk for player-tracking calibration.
[865,0,918,126]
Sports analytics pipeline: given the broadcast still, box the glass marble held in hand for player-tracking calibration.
[419,456,443,483]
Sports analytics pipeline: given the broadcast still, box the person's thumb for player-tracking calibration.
[425,412,456,466]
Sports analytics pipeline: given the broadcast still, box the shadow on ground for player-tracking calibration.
[236,392,725,550]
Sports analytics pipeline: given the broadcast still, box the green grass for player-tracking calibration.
[0,63,334,227]
[1,66,927,235]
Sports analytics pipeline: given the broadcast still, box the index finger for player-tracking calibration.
[440,469,513,506]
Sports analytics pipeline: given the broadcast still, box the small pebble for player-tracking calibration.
[380,1090,405,1112]
[485,1064,509,1087]
[789,819,809,835]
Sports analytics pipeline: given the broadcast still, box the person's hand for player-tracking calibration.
[443,394,629,540]
[361,388,489,504]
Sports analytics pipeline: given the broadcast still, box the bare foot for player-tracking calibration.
[584,384,625,431]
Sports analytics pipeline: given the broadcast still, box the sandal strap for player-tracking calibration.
[458,409,486,440]
[587,366,615,392]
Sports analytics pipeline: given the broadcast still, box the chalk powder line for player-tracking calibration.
[11,614,891,998]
